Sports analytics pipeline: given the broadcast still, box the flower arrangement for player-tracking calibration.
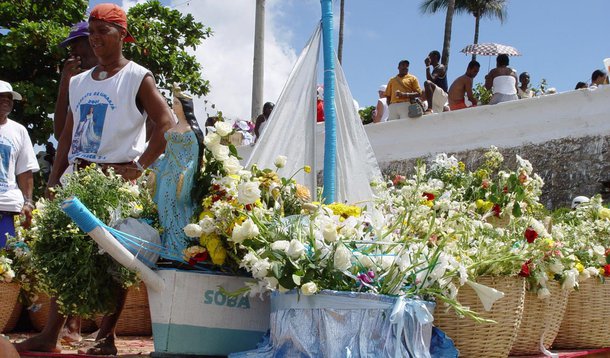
[182,122,312,270]
[0,249,15,283]
[26,164,156,317]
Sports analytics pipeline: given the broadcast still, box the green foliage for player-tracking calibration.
[473,82,491,105]
[358,105,375,125]
[0,0,212,144]
[27,166,145,317]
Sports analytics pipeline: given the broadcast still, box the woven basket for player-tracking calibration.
[29,294,97,333]
[0,282,21,332]
[553,278,610,349]
[509,281,570,356]
[3,301,22,333]
[434,276,526,358]
[95,282,152,336]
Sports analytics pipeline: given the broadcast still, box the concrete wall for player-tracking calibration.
[240,86,610,208]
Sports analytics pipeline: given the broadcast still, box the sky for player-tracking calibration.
[88,0,610,123]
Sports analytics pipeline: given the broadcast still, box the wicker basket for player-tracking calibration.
[0,282,21,332]
[553,278,610,349]
[434,276,526,358]
[95,282,152,336]
[3,301,23,333]
[29,294,97,333]
[509,281,570,356]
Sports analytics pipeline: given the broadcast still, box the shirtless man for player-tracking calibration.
[448,60,480,111]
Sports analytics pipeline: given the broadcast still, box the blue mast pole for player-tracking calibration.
[320,0,336,204]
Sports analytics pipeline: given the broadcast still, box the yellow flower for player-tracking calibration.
[599,207,610,220]
[458,161,466,172]
[600,268,606,276]
[422,200,433,208]
[206,237,227,265]
[543,238,554,250]
[259,171,280,188]
[199,211,213,221]
[295,184,311,202]
[199,232,219,246]
[575,262,584,273]
[304,165,312,174]
[326,203,361,219]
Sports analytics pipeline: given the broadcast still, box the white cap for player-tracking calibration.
[0,80,22,101]
[571,196,590,209]
[378,84,387,92]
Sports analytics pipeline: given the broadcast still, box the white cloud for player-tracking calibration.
[168,0,298,124]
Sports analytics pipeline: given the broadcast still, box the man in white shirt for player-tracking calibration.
[0,80,39,248]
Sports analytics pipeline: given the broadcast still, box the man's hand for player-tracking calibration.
[61,56,83,80]
[110,162,143,181]
[424,57,431,67]
[20,202,34,229]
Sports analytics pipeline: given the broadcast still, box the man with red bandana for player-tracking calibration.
[15,4,174,355]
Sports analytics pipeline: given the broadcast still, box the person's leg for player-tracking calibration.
[0,212,16,248]
[14,298,66,352]
[423,81,434,114]
[1,335,20,358]
[387,103,399,120]
[81,287,128,355]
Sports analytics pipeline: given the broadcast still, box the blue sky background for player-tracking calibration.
[87,0,608,120]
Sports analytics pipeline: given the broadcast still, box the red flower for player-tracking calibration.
[188,251,209,266]
[605,248,610,257]
[604,264,610,277]
[524,227,538,243]
[481,179,490,189]
[503,186,508,193]
[492,204,501,217]
[519,261,531,277]
[392,175,406,186]
[518,173,528,184]
[423,192,435,201]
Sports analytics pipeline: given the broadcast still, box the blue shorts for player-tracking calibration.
[0,212,16,248]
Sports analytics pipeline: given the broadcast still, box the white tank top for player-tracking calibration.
[492,75,517,95]
[68,61,151,164]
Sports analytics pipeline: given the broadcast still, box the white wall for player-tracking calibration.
[239,86,610,167]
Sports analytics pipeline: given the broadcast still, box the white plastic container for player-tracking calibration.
[149,269,270,356]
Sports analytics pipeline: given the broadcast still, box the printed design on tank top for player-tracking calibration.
[71,91,115,161]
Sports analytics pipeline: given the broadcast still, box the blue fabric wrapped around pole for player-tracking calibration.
[320,0,336,204]
[229,290,455,358]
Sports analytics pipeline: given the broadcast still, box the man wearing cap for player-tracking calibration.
[54,21,98,139]
[16,3,174,355]
[0,81,39,248]
[373,84,389,123]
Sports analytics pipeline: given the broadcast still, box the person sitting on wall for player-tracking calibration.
[373,85,389,123]
[423,50,449,114]
[448,60,480,111]
[385,59,422,120]
[517,72,534,99]
[575,81,588,90]
[485,54,518,105]
[590,69,608,88]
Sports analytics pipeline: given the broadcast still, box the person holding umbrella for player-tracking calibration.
[484,54,518,105]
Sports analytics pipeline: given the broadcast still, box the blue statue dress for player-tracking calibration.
[152,130,200,257]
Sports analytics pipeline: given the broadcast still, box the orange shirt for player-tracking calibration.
[385,74,422,104]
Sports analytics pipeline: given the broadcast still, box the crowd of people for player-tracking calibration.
[369,51,608,123]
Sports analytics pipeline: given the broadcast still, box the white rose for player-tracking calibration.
[562,269,579,290]
[334,244,352,271]
[587,267,600,277]
[237,181,261,205]
[211,144,230,161]
[183,223,203,238]
[251,258,271,279]
[215,121,233,137]
[3,269,14,282]
[549,260,564,274]
[274,155,287,169]
[287,239,305,259]
[204,132,221,147]
[231,218,260,244]
[198,217,216,234]
[322,223,338,243]
[301,282,318,296]
[223,156,243,175]
[271,240,290,252]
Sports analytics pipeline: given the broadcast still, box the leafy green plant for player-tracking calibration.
[473,82,492,105]
[358,105,375,125]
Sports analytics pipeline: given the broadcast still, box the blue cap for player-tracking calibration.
[59,22,89,48]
